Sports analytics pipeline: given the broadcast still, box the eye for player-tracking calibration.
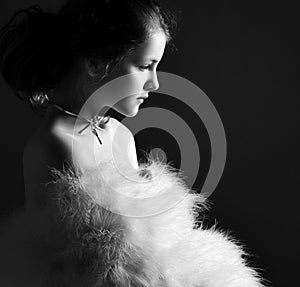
[139,64,152,71]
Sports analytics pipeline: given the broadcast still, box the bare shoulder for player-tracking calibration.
[110,118,139,170]
[23,126,72,184]
[110,117,134,138]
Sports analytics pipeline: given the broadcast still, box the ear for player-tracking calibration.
[85,57,105,77]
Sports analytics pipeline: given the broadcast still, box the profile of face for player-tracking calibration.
[87,31,167,117]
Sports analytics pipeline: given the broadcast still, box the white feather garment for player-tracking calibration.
[0,157,265,287]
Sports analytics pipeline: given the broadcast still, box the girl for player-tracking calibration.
[0,0,265,286]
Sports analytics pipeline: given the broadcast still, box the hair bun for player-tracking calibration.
[0,5,59,53]
[0,5,67,110]
[24,5,59,39]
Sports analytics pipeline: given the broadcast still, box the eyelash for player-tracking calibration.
[139,65,151,71]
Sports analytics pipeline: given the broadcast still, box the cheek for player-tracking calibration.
[115,62,148,96]
[114,74,146,97]
[126,73,149,96]
[121,95,140,106]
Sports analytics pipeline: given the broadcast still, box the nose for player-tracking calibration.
[143,71,159,92]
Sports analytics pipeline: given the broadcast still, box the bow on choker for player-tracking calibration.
[78,114,110,145]
[47,99,110,145]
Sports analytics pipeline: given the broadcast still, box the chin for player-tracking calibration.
[126,110,139,117]
[113,104,140,118]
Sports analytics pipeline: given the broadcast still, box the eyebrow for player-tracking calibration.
[146,59,159,63]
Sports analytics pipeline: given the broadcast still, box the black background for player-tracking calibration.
[0,1,299,286]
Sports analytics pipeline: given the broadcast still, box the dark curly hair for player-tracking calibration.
[0,0,177,113]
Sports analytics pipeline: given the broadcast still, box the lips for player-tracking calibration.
[137,94,149,99]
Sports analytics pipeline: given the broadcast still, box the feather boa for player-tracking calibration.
[0,157,265,287]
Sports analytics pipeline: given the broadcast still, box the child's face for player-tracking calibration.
[104,31,167,117]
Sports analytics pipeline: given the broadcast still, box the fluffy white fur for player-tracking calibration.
[0,158,265,287]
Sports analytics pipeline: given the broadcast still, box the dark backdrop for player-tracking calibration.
[0,1,299,286]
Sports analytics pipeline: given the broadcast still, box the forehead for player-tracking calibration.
[128,32,167,62]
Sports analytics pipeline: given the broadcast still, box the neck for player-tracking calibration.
[42,103,112,137]
[48,59,108,116]
[43,61,115,135]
